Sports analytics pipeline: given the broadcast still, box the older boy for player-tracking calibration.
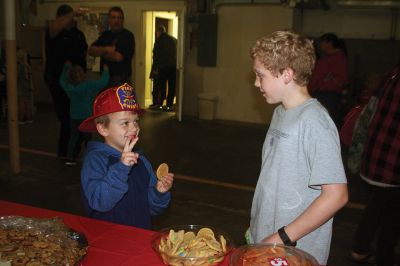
[79,83,173,229]
[249,31,348,264]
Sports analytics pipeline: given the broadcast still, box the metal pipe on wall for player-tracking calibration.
[4,0,21,174]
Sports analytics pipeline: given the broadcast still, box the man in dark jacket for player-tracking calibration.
[152,26,177,111]
[44,4,87,158]
[88,6,134,87]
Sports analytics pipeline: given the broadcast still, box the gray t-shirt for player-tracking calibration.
[250,98,347,265]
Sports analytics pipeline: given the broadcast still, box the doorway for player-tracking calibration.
[143,11,178,109]
[142,8,184,121]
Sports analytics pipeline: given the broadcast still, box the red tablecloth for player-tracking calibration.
[0,200,230,266]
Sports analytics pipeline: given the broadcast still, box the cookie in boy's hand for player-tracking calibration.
[156,163,169,180]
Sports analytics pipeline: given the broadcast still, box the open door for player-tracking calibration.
[141,6,185,121]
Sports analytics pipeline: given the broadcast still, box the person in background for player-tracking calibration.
[151,25,177,111]
[16,48,33,124]
[88,6,134,87]
[248,31,348,265]
[349,65,400,266]
[339,73,383,148]
[79,83,173,228]
[308,33,348,127]
[59,62,109,166]
[44,4,88,158]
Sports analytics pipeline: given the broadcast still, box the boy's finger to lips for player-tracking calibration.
[130,138,138,149]
[123,138,131,152]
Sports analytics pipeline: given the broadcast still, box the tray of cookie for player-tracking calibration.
[0,216,87,266]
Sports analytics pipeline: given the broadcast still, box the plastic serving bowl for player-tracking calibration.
[229,243,319,266]
[151,224,234,266]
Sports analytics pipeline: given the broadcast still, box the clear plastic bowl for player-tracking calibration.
[151,224,234,266]
[229,243,319,266]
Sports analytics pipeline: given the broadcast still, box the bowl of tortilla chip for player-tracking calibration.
[151,225,233,266]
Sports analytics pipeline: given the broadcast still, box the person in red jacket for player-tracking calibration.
[308,33,348,127]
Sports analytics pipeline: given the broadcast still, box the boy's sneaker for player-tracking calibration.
[65,159,77,166]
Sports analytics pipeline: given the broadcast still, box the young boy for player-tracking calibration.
[249,31,348,265]
[79,83,173,229]
[60,62,109,165]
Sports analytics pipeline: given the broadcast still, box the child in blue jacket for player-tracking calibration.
[60,61,109,165]
[79,83,173,228]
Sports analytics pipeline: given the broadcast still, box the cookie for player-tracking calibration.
[156,163,169,180]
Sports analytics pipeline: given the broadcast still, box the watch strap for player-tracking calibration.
[278,226,297,246]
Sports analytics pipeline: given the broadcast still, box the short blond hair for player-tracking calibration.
[94,114,110,128]
[250,31,315,87]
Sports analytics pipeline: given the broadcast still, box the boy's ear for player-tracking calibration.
[96,123,109,137]
[283,68,294,84]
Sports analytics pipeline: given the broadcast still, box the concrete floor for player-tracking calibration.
[0,104,397,265]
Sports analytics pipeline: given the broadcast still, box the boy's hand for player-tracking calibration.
[120,136,139,166]
[156,173,174,193]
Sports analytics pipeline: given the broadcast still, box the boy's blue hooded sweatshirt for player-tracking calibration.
[81,141,170,229]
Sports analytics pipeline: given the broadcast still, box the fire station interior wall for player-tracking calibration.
[183,5,293,124]
[2,1,400,124]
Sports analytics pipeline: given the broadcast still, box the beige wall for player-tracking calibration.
[11,1,398,124]
[183,5,293,124]
[302,8,395,39]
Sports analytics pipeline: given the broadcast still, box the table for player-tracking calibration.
[0,200,230,266]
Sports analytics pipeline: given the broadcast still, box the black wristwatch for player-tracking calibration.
[278,226,297,246]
